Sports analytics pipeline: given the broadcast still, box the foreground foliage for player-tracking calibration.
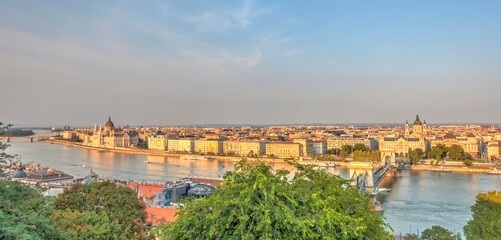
[157,160,392,239]
[0,181,60,239]
[54,181,152,239]
[0,122,15,169]
[464,191,501,239]
[51,209,124,239]
[404,225,461,240]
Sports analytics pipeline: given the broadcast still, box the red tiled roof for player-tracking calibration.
[128,182,140,189]
[139,184,165,198]
[145,207,179,225]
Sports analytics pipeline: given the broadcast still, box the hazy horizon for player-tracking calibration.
[2,1,501,126]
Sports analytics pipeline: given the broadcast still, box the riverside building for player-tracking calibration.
[223,140,267,156]
[378,115,429,156]
[266,142,303,158]
[82,116,139,148]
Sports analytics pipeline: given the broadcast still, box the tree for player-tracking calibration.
[429,145,447,161]
[409,149,420,164]
[464,191,501,239]
[157,160,392,239]
[339,150,349,160]
[415,148,424,159]
[0,122,15,169]
[420,225,461,240]
[353,143,368,152]
[51,209,124,240]
[448,145,464,161]
[405,233,420,240]
[0,181,62,239]
[326,148,341,156]
[463,159,473,166]
[53,182,152,239]
[341,144,353,154]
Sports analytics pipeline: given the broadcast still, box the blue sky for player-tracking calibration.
[1,1,501,126]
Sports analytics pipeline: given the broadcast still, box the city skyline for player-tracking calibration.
[2,1,501,126]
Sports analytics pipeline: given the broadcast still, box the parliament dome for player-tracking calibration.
[105,116,115,129]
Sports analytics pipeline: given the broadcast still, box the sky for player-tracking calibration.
[1,1,501,127]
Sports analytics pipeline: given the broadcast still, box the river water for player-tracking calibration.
[4,130,501,236]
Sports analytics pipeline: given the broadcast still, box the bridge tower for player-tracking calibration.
[380,149,396,166]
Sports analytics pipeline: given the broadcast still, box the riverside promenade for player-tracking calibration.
[46,139,495,173]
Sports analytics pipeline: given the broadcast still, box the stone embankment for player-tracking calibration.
[45,140,497,173]
[47,139,285,162]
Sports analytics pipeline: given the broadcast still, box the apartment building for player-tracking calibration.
[223,140,267,156]
[266,142,303,158]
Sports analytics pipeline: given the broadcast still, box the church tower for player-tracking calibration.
[405,120,410,137]
[412,115,424,137]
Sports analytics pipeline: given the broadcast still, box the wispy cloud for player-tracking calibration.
[184,0,270,32]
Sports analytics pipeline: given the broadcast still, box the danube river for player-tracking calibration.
[4,130,501,235]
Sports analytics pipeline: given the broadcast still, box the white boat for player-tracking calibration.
[181,155,208,161]
[488,168,501,175]
[144,160,151,164]
[379,188,392,192]
[81,164,86,167]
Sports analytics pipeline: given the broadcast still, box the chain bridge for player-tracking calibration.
[350,149,403,195]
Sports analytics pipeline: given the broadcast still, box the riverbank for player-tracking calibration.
[46,139,497,174]
[47,139,290,163]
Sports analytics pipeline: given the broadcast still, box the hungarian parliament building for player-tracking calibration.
[80,116,139,148]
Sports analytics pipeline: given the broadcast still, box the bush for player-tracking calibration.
[463,159,473,166]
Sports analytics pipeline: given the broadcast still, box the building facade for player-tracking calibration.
[293,139,313,157]
[327,137,378,151]
[487,141,501,161]
[313,141,327,156]
[266,142,303,158]
[83,117,139,148]
[148,135,168,150]
[379,136,427,156]
[431,133,480,159]
[223,140,267,156]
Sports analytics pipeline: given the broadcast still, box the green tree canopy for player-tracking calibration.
[341,144,353,154]
[409,148,425,164]
[53,182,152,239]
[157,160,392,239]
[0,181,61,240]
[420,225,461,240]
[448,145,464,161]
[353,143,368,152]
[464,191,501,239]
[51,209,124,240]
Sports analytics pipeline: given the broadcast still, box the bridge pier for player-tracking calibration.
[28,137,33,142]
[6,137,10,142]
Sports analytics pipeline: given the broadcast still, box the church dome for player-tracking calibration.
[413,115,423,126]
[12,170,27,179]
[105,116,115,129]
